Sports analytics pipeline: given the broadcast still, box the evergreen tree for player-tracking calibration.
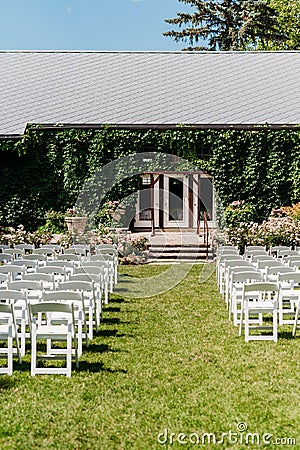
[266,0,300,49]
[164,0,287,51]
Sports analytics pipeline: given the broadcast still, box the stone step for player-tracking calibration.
[148,250,212,259]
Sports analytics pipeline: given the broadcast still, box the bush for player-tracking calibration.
[38,210,66,234]
[223,200,256,229]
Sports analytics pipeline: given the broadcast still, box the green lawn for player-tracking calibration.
[0,264,299,449]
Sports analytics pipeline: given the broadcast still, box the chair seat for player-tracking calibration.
[35,325,72,338]
[246,301,276,310]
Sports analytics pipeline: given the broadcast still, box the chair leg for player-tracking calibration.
[273,309,278,343]
[244,308,249,342]
[293,303,299,337]
[66,331,72,378]
[31,329,37,376]
[7,326,13,376]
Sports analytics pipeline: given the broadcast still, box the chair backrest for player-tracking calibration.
[43,290,83,304]
[243,282,279,293]
[277,249,296,258]
[95,243,117,249]
[46,260,75,269]
[64,248,87,257]
[69,272,100,283]
[58,280,94,293]
[266,266,294,276]
[22,272,55,288]
[34,247,56,256]
[232,271,264,284]
[224,260,251,270]
[67,244,90,254]
[245,245,266,252]
[0,264,26,276]
[5,248,25,258]
[0,253,13,263]
[0,289,26,303]
[90,254,114,262]
[12,259,38,268]
[95,248,118,256]
[57,254,81,262]
[14,243,35,252]
[82,261,109,268]
[0,245,9,253]
[277,272,300,284]
[8,280,43,291]
[36,266,66,275]
[24,253,47,262]
[250,254,274,263]
[40,244,62,252]
[29,301,74,317]
[256,259,282,269]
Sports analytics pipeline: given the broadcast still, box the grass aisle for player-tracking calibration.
[0,264,299,449]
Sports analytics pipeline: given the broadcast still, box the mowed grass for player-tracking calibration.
[0,264,299,449]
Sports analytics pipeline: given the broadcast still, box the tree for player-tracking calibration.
[163,0,287,51]
[265,0,300,49]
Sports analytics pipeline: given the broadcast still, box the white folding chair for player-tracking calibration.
[277,272,300,326]
[58,280,96,340]
[216,255,243,296]
[223,259,253,306]
[90,254,117,287]
[5,248,25,259]
[81,262,110,304]
[36,266,67,287]
[42,290,88,356]
[239,282,279,342]
[0,303,21,375]
[270,246,292,258]
[265,265,295,282]
[22,272,55,291]
[0,290,28,357]
[14,243,35,254]
[69,272,102,327]
[29,302,78,377]
[0,253,13,264]
[0,264,26,281]
[229,270,263,326]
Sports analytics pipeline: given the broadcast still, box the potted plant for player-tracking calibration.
[64,206,87,235]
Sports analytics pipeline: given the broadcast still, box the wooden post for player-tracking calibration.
[197,173,201,235]
[150,173,155,236]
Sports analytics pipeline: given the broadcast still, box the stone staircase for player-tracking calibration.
[146,231,213,263]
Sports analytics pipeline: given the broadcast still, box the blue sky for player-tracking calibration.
[0,0,190,51]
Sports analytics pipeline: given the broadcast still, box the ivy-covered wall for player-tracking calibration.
[1,126,300,229]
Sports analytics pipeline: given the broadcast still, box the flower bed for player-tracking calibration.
[214,202,300,253]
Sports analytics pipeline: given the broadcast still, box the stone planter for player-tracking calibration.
[65,217,87,235]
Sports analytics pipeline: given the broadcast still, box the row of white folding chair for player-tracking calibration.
[0,262,105,325]
[0,290,79,376]
[232,269,300,338]
[2,278,97,352]
[224,259,254,307]
[15,277,97,340]
[0,287,88,360]
[216,250,241,295]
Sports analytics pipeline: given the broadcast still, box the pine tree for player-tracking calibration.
[163,0,287,51]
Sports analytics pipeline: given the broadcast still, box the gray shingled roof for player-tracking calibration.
[0,50,300,137]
